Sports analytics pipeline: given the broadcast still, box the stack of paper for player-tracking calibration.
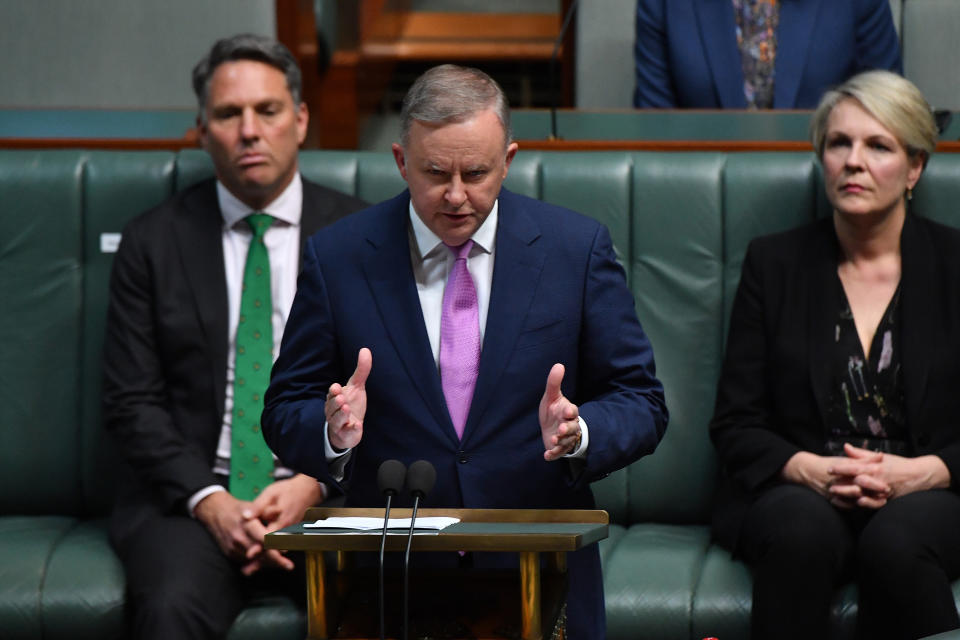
[303,516,460,531]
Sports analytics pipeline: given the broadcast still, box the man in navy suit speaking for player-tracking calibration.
[262,64,668,638]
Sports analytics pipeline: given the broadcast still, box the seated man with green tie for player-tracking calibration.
[101,33,366,639]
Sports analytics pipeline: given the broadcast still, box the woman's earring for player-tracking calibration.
[907,187,913,201]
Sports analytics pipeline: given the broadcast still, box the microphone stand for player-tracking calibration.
[549,0,579,141]
[376,460,406,640]
[380,493,395,640]
[401,460,436,640]
[402,493,422,640]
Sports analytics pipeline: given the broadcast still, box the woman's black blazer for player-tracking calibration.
[711,213,960,549]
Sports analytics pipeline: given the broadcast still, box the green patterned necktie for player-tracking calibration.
[230,213,276,500]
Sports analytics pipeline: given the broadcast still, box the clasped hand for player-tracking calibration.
[195,474,324,575]
[783,444,950,510]
[327,350,581,461]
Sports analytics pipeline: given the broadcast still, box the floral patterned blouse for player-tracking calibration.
[732,0,779,109]
[825,279,909,456]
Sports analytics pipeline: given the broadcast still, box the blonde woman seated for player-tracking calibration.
[711,70,960,640]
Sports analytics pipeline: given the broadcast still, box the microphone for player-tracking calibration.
[402,460,436,640]
[377,460,406,640]
[548,0,580,141]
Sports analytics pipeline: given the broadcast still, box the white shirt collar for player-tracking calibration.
[217,173,303,228]
[408,199,499,260]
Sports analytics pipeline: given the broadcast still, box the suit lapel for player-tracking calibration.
[694,0,747,108]
[462,191,546,444]
[362,193,454,435]
[774,0,821,107]
[173,181,229,415]
[899,215,935,429]
[806,219,840,431]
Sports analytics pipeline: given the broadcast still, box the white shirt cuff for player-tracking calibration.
[563,416,589,459]
[187,484,226,517]
[324,420,352,481]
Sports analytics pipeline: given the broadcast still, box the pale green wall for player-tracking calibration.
[0,0,274,109]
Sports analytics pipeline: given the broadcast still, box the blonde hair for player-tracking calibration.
[811,70,937,164]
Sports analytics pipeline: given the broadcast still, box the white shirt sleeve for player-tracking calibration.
[564,416,590,458]
[324,420,352,481]
[187,485,227,517]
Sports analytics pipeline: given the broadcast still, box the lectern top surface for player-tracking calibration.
[265,510,609,552]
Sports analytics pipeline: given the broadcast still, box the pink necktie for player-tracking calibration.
[440,240,480,439]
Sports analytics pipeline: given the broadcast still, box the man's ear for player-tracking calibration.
[502,141,519,178]
[391,143,408,180]
[196,115,209,151]
[295,102,309,145]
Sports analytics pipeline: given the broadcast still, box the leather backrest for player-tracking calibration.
[916,154,960,227]
[6,149,960,526]
[0,151,85,515]
[624,153,727,523]
[299,151,406,204]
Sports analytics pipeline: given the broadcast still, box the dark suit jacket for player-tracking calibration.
[711,215,960,550]
[634,0,902,108]
[262,188,668,637]
[102,177,366,546]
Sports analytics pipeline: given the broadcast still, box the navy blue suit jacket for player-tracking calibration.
[634,0,902,109]
[263,188,668,637]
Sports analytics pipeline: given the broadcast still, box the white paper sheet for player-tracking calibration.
[303,516,460,531]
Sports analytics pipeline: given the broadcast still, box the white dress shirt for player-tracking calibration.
[187,175,303,514]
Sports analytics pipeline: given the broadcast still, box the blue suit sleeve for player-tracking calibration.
[855,0,903,74]
[575,224,669,482]
[634,0,678,107]
[262,237,343,486]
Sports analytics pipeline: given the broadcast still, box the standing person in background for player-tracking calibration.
[102,33,366,639]
[262,63,669,638]
[711,70,960,639]
[635,0,902,109]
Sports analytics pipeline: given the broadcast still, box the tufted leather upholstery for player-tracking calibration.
[3,149,960,639]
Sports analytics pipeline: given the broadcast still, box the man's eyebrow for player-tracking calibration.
[210,103,241,115]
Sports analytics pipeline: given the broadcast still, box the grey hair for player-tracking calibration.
[399,64,512,148]
[811,70,937,165]
[192,33,302,123]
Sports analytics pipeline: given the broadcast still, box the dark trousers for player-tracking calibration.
[114,514,304,640]
[738,484,960,640]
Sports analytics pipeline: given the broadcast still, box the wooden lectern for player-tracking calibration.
[265,508,608,640]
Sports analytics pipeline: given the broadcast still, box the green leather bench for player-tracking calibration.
[4,149,960,639]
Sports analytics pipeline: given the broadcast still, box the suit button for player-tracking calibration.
[458,451,468,464]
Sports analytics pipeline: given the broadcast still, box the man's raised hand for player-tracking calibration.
[539,363,581,461]
[325,347,372,451]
